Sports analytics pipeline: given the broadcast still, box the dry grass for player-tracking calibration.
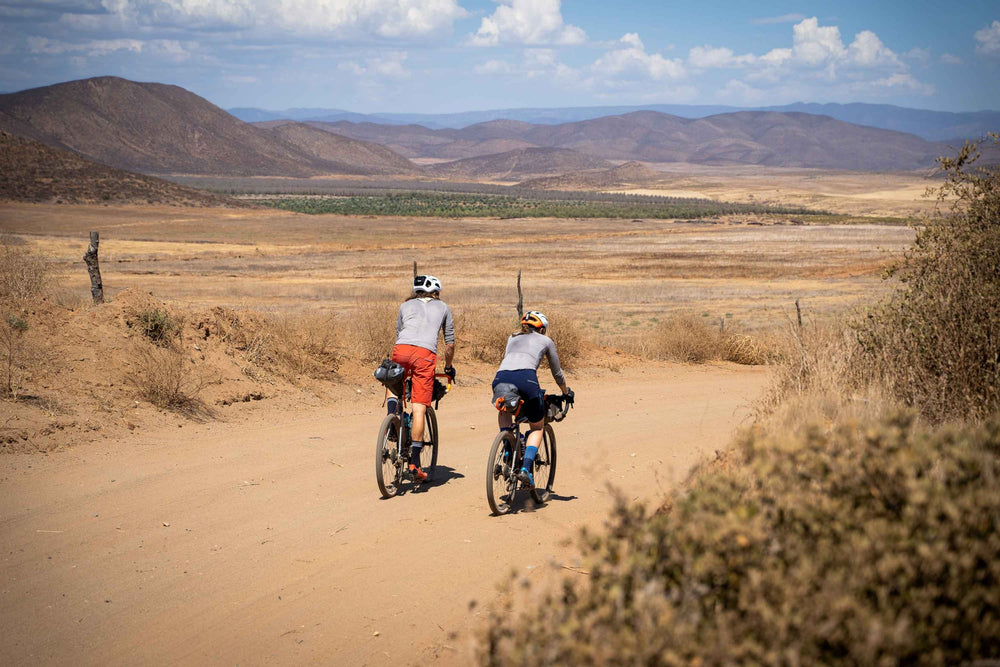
[210,306,340,382]
[127,341,207,412]
[604,312,779,365]
[1,237,49,399]
[339,301,398,364]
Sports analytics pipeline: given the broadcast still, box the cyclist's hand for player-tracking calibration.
[444,365,456,381]
[564,388,574,405]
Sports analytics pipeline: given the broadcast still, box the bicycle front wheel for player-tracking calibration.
[486,430,517,515]
[376,414,402,498]
[420,405,439,481]
[530,424,557,504]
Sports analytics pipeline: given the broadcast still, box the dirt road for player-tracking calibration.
[1,363,768,665]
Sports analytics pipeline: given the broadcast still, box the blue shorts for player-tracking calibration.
[492,369,545,423]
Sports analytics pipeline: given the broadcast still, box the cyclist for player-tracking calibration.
[387,274,455,482]
[491,310,573,487]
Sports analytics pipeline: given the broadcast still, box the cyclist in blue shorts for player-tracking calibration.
[491,311,573,487]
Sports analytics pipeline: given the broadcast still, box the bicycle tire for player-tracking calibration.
[486,430,517,515]
[375,413,402,498]
[420,406,439,481]
[530,424,557,503]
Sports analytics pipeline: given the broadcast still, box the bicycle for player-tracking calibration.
[486,393,571,515]
[375,371,452,498]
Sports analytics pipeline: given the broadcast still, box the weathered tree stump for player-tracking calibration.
[83,231,104,304]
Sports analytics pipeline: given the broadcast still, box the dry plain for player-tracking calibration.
[1,170,922,665]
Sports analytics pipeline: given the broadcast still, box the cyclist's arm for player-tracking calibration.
[545,339,567,393]
[442,306,456,369]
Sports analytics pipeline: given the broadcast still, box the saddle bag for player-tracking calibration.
[374,358,406,397]
[492,382,523,415]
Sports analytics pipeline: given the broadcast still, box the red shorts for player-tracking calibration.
[391,344,437,406]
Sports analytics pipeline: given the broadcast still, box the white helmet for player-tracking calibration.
[413,274,442,293]
[521,310,548,331]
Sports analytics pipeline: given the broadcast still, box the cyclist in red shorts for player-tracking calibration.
[388,275,455,482]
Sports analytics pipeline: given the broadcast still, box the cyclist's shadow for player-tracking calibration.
[507,491,579,513]
[410,465,464,493]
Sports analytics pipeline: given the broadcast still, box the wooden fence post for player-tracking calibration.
[83,231,104,304]
[795,298,802,327]
[516,269,523,319]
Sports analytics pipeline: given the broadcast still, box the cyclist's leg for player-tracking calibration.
[404,347,437,470]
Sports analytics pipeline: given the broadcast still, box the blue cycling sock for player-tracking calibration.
[522,445,538,469]
[410,442,423,466]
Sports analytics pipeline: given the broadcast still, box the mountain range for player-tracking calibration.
[230,102,1000,142]
[310,111,946,171]
[0,76,974,180]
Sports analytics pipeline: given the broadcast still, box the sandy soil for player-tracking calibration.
[0,361,768,665]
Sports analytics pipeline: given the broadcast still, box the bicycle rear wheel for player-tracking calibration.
[530,424,557,504]
[486,430,517,515]
[375,414,402,498]
[419,406,439,481]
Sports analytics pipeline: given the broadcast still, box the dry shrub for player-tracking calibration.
[853,137,1000,422]
[118,289,183,348]
[483,412,1000,665]
[456,306,518,365]
[721,332,778,365]
[648,313,723,363]
[0,237,47,305]
[339,301,398,364]
[211,307,340,381]
[1,238,48,399]
[128,342,206,411]
[544,309,584,369]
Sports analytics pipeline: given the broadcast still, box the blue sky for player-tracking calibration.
[1,0,998,113]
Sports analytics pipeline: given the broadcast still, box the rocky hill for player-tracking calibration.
[0,130,245,206]
[0,77,418,177]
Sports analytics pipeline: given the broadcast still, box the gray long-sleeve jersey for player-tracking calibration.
[497,331,565,386]
[395,297,454,354]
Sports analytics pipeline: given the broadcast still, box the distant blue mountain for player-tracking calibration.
[227,102,999,142]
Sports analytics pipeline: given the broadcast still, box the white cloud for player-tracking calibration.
[851,73,935,96]
[338,51,409,79]
[941,53,963,65]
[98,0,467,39]
[975,20,1000,55]
[25,35,188,60]
[688,45,755,68]
[751,13,805,25]
[717,79,768,104]
[592,33,685,81]
[468,0,585,47]
[847,30,901,67]
[904,47,930,64]
[791,17,847,65]
[474,59,512,75]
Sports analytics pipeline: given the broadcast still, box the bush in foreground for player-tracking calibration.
[483,412,1000,665]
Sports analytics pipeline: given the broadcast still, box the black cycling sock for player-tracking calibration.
[410,442,423,466]
[387,397,399,415]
